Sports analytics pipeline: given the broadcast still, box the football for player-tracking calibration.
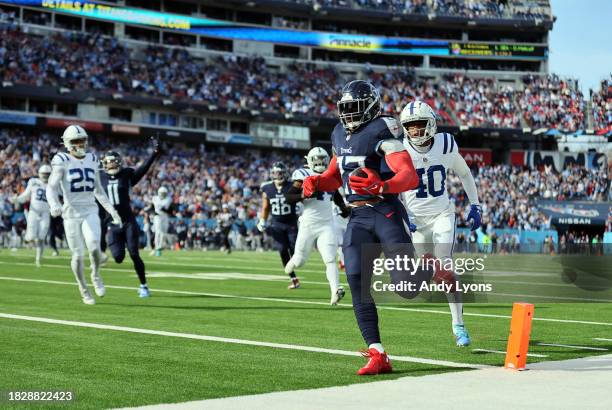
[349,167,378,179]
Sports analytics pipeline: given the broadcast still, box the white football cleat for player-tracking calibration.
[82,290,96,305]
[331,286,346,306]
[91,275,106,297]
[100,253,109,266]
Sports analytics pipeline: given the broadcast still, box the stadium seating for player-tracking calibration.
[0,26,593,132]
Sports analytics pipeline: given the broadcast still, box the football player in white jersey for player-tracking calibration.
[283,147,350,305]
[399,101,482,347]
[46,125,122,305]
[151,186,172,257]
[12,165,52,267]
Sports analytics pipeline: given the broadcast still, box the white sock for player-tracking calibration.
[89,248,101,280]
[35,241,43,264]
[325,261,340,294]
[369,343,385,353]
[71,255,87,292]
[446,291,464,326]
[284,259,296,275]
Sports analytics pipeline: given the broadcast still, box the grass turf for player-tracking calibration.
[0,249,610,409]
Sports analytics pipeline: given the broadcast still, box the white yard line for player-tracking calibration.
[1,276,611,327]
[593,338,612,342]
[536,343,609,351]
[472,348,548,358]
[0,312,489,369]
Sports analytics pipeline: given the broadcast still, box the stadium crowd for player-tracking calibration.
[592,75,612,134]
[300,0,551,21]
[1,128,609,252]
[0,26,592,132]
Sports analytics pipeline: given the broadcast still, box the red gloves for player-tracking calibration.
[349,168,384,196]
[303,156,342,197]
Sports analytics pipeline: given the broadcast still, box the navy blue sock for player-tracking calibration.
[347,274,380,345]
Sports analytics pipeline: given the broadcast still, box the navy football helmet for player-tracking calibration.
[337,80,381,133]
[270,161,288,182]
[102,151,122,175]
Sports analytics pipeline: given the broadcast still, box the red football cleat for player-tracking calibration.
[357,348,392,375]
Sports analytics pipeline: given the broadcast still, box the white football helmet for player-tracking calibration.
[62,125,88,157]
[158,186,169,198]
[400,100,437,146]
[38,164,52,183]
[305,147,330,174]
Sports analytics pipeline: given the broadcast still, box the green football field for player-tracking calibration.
[0,249,611,409]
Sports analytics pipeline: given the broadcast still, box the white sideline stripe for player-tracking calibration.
[0,312,489,369]
[537,343,609,351]
[593,338,612,342]
[1,276,612,327]
[3,261,610,300]
[0,261,335,287]
[472,348,548,358]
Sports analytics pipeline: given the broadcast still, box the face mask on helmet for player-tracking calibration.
[337,82,381,133]
[271,167,286,182]
[307,153,329,174]
[38,165,52,183]
[68,138,88,157]
[103,154,121,175]
[400,101,437,146]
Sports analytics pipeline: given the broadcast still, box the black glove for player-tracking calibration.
[340,207,351,218]
[151,136,164,156]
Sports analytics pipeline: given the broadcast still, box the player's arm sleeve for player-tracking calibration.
[314,155,343,192]
[378,139,419,193]
[93,168,118,216]
[451,152,480,205]
[16,181,32,204]
[46,160,64,211]
[284,181,304,204]
[259,191,270,220]
[131,152,158,185]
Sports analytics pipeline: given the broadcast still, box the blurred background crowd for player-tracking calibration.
[1,128,609,253]
[1,26,608,133]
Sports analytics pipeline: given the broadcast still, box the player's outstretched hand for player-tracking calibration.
[466,204,482,231]
[256,218,266,233]
[151,136,164,155]
[408,220,417,233]
[111,212,123,228]
[302,175,319,198]
[50,206,62,218]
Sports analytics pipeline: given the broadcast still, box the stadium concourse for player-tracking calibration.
[1,128,610,253]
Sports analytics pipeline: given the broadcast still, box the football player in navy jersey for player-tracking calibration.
[257,162,301,289]
[99,137,162,298]
[303,80,422,375]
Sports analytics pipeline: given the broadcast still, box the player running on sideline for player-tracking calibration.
[257,162,301,289]
[150,186,172,257]
[12,164,52,267]
[100,137,162,297]
[303,80,421,375]
[400,100,482,347]
[283,147,350,305]
[46,125,122,305]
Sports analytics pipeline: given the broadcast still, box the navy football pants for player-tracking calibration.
[108,219,147,285]
[343,198,414,346]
